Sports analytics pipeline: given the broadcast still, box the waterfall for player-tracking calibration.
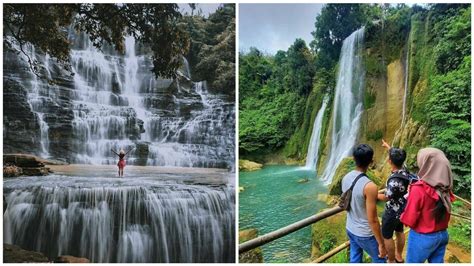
[401,41,409,127]
[3,175,235,263]
[4,32,234,168]
[181,56,192,79]
[0,31,235,168]
[304,97,328,170]
[320,28,365,184]
[19,42,52,158]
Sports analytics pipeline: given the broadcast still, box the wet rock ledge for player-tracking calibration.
[4,244,90,263]
[3,154,67,177]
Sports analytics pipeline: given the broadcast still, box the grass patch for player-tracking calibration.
[367,129,383,141]
[364,89,376,109]
[448,222,471,250]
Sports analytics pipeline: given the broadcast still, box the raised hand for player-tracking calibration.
[381,139,391,150]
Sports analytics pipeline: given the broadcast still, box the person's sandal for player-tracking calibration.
[395,259,405,263]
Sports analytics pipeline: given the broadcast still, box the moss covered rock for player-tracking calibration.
[328,157,383,196]
[3,244,49,263]
[328,158,355,195]
[239,229,263,263]
[239,160,263,171]
[311,211,347,259]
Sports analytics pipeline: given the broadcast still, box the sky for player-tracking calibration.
[239,4,323,54]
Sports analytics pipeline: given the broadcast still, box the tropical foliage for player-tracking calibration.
[3,4,189,78]
[239,4,471,196]
[239,40,313,155]
[184,4,235,95]
[427,5,471,197]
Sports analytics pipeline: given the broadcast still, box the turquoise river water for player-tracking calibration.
[239,165,328,262]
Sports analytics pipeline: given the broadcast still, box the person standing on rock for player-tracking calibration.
[400,147,454,263]
[111,148,133,177]
[342,144,387,263]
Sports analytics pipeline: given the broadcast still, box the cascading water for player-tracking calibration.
[4,30,235,263]
[3,175,235,263]
[320,28,365,184]
[68,33,234,168]
[4,31,234,169]
[304,97,328,170]
[9,41,53,158]
[401,41,410,127]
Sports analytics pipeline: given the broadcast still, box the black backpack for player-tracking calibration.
[339,173,366,211]
[388,169,419,185]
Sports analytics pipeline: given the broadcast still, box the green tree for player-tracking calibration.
[3,4,190,78]
[285,39,315,95]
[310,4,379,69]
[184,4,235,94]
[427,5,471,197]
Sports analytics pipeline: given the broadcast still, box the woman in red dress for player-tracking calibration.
[111,148,133,177]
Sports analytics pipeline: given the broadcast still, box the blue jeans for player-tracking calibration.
[406,229,448,263]
[347,229,386,263]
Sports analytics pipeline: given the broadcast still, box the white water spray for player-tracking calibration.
[320,28,365,184]
[304,97,328,170]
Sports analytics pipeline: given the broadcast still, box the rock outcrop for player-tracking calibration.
[239,160,263,171]
[55,255,90,263]
[3,79,42,154]
[3,154,53,176]
[239,229,263,263]
[3,244,49,263]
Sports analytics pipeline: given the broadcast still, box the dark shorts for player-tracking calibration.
[382,213,404,239]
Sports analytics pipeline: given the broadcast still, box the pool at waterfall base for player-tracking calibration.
[3,166,235,263]
[239,165,328,262]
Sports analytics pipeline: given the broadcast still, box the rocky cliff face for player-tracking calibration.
[3,33,235,169]
[313,17,431,179]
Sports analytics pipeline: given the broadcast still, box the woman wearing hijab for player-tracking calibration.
[400,147,455,263]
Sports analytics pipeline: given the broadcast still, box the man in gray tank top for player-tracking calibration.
[342,144,386,263]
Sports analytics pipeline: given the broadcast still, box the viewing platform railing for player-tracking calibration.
[239,190,471,262]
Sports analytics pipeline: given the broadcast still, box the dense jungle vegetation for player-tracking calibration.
[239,4,471,197]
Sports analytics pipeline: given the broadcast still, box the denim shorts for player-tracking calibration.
[406,229,448,263]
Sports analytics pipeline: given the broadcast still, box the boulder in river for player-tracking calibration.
[239,228,263,263]
[239,160,263,171]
